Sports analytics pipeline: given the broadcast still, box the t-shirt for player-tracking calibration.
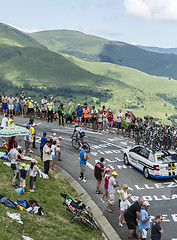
[151,221,162,240]
[107,113,113,122]
[40,137,46,147]
[139,207,150,229]
[83,108,89,118]
[8,97,14,105]
[94,162,104,179]
[76,107,83,117]
[80,150,87,164]
[43,144,52,162]
[1,117,8,128]
[8,119,13,126]
[117,112,124,123]
[29,165,38,177]
[124,201,141,220]
[51,144,56,155]
[20,168,27,179]
[108,176,116,194]
[9,148,18,164]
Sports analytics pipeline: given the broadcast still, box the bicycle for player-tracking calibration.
[71,136,90,153]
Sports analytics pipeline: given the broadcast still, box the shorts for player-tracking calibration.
[108,193,115,205]
[15,104,20,111]
[28,108,34,113]
[97,122,103,125]
[124,214,137,230]
[8,104,14,110]
[52,154,55,159]
[77,117,82,122]
[42,110,46,113]
[80,163,86,173]
[2,103,8,109]
[120,203,128,211]
[117,122,121,129]
[142,229,148,238]
[25,141,30,149]
[56,147,61,152]
[84,118,89,123]
[96,178,102,182]
[20,178,26,188]
[108,121,113,125]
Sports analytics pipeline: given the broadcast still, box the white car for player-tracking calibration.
[123,145,177,179]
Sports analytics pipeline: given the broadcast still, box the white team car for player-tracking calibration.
[123,145,177,179]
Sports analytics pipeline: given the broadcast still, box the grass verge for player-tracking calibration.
[0,158,104,240]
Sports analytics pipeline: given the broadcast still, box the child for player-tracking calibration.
[101,168,111,202]
[29,159,38,192]
[50,140,56,171]
[55,136,64,161]
[20,163,28,192]
[40,132,47,161]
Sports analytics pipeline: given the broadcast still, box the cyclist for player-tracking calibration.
[72,124,85,144]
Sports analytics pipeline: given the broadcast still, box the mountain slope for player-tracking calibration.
[30,29,177,79]
[0,23,44,48]
[138,45,177,55]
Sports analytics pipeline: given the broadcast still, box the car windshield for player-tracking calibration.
[156,154,177,164]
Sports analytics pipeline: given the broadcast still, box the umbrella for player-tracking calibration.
[0,124,30,137]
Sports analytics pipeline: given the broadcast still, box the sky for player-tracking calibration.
[1,0,177,48]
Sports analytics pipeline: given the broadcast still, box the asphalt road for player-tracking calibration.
[2,116,177,240]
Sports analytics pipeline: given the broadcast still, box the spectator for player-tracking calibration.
[107,171,120,213]
[79,145,89,183]
[20,163,28,192]
[150,215,164,240]
[94,157,104,194]
[83,103,90,129]
[40,132,47,161]
[58,102,65,126]
[29,159,39,192]
[124,197,144,239]
[76,104,83,126]
[1,93,8,114]
[50,140,56,171]
[8,142,23,187]
[139,201,151,240]
[107,110,114,133]
[14,94,20,116]
[91,106,98,131]
[8,115,13,126]
[1,114,8,129]
[23,124,31,156]
[101,168,111,202]
[117,108,124,135]
[97,109,103,132]
[47,98,53,122]
[102,107,107,131]
[118,184,132,226]
[43,140,52,175]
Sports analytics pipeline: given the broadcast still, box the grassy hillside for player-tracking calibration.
[63,54,176,123]
[0,23,44,48]
[30,29,177,79]
[138,45,177,55]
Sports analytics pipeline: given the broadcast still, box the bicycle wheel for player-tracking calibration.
[82,142,90,153]
[72,139,80,150]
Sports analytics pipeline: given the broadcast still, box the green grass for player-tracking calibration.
[0,160,103,240]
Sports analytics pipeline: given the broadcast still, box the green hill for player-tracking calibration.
[0,23,44,48]
[30,29,177,79]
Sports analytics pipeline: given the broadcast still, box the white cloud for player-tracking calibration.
[124,0,177,21]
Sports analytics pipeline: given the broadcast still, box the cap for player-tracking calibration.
[25,98,27,100]
[35,101,37,103]
[59,136,62,139]
[28,97,31,99]
[31,159,36,163]
[143,201,150,206]
[109,110,112,112]
[21,163,26,168]
[52,133,56,136]
[78,103,81,106]
[112,171,118,176]
[105,168,111,172]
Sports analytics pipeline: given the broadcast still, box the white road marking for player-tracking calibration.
[86,162,94,171]
[101,140,127,150]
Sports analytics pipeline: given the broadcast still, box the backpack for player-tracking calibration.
[0,195,16,209]
[17,199,28,208]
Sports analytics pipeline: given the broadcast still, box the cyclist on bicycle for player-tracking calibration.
[72,124,85,143]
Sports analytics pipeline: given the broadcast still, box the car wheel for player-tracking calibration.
[143,167,149,179]
[124,154,129,165]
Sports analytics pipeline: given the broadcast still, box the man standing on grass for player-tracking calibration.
[79,145,89,183]
[43,140,52,175]
[94,157,104,194]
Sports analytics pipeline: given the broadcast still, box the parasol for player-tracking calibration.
[0,124,30,137]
